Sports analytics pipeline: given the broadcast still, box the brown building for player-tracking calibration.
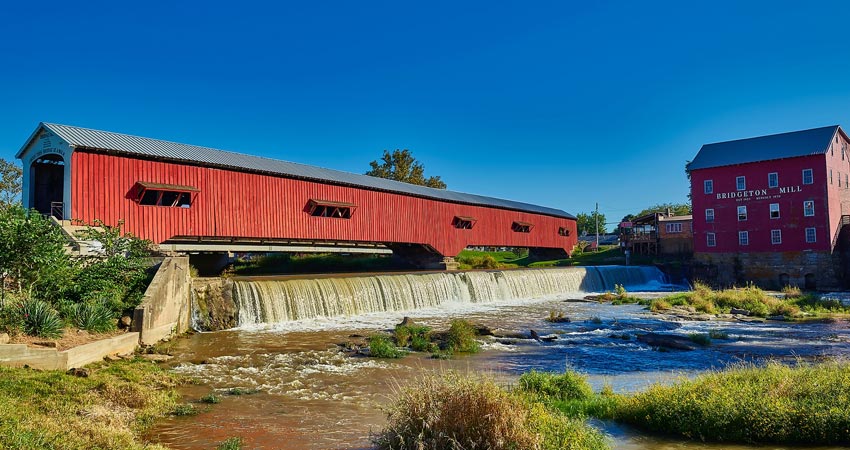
[620,211,693,256]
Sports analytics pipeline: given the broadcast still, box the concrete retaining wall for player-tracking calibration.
[0,332,139,370]
[133,256,192,345]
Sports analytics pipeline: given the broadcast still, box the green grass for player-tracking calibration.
[648,282,850,319]
[518,370,593,402]
[216,437,244,449]
[0,359,185,450]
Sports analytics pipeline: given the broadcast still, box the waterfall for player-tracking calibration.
[229,266,667,326]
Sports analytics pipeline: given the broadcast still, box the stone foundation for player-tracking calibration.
[692,251,842,290]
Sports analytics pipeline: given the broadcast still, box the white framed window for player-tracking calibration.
[739,231,749,246]
[768,172,778,188]
[705,208,714,223]
[805,227,816,243]
[830,169,833,184]
[771,229,782,245]
[803,200,815,217]
[707,232,716,247]
[803,169,813,185]
[736,176,746,191]
[738,205,747,221]
[840,172,843,187]
[666,223,683,233]
[769,203,780,219]
[704,179,713,194]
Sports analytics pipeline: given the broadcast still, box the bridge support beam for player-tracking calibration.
[387,244,458,270]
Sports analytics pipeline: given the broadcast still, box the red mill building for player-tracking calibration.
[689,125,850,289]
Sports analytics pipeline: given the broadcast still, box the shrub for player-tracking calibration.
[650,300,671,312]
[225,387,259,396]
[201,393,221,404]
[217,437,244,450]
[687,333,711,346]
[20,299,64,338]
[518,370,594,401]
[373,372,607,450]
[708,329,730,340]
[368,334,407,358]
[614,284,626,297]
[613,361,850,444]
[782,284,802,299]
[394,324,430,348]
[447,319,479,353]
[170,404,198,416]
[68,300,116,333]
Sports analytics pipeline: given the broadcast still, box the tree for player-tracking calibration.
[634,203,692,218]
[575,211,607,236]
[0,158,22,209]
[366,149,447,189]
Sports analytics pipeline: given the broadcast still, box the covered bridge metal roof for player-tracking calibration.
[688,125,844,171]
[21,123,574,219]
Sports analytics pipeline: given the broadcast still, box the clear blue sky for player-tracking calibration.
[2,0,849,228]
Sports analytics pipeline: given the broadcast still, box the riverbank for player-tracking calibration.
[0,359,186,450]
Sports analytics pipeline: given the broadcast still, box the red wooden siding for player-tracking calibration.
[71,151,577,256]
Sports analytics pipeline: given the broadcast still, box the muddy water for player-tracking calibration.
[149,296,850,450]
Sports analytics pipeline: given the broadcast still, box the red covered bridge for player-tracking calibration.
[17,123,577,268]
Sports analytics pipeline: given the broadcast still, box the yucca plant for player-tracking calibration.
[20,300,64,338]
[69,301,116,333]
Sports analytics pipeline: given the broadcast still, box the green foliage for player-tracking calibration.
[447,319,479,353]
[575,211,607,236]
[20,299,64,338]
[368,334,407,358]
[366,149,446,189]
[374,372,608,450]
[201,393,221,404]
[394,324,431,349]
[225,387,260,396]
[170,404,198,416]
[67,300,116,333]
[708,329,730,340]
[633,202,692,218]
[216,437,244,450]
[0,205,74,302]
[613,361,850,445]
[614,283,626,297]
[0,158,22,209]
[518,370,594,402]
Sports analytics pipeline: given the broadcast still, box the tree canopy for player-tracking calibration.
[366,149,447,189]
[634,202,692,218]
[575,211,607,236]
[0,158,22,209]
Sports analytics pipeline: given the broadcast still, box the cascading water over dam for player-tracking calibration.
[228,266,667,327]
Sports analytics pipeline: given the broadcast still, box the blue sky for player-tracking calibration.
[1,1,849,227]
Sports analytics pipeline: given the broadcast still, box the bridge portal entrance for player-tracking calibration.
[30,154,65,218]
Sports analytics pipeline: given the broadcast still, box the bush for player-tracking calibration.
[67,300,116,333]
[447,319,479,353]
[201,393,221,404]
[394,324,431,348]
[782,285,802,299]
[614,361,850,444]
[217,437,244,450]
[373,372,607,450]
[20,299,64,338]
[368,334,407,358]
[687,333,711,346]
[708,329,730,340]
[518,370,594,401]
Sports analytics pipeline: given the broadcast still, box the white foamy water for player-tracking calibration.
[229,266,668,330]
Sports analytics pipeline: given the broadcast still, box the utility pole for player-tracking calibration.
[595,202,599,252]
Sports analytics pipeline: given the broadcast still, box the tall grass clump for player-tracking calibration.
[20,299,64,338]
[216,437,244,449]
[67,300,116,333]
[613,361,850,444]
[447,319,479,353]
[373,372,608,450]
[368,334,407,359]
[518,370,593,402]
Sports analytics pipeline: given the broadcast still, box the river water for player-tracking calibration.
[148,268,850,449]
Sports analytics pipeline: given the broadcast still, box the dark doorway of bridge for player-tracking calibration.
[31,154,65,218]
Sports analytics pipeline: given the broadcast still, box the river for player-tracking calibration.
[147,267,850,449]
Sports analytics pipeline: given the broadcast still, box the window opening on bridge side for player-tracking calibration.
[558,227,571,236]
[452,216,476,229]
[512,221,533,233]
[134,182,198,208]
[307,199,356,219]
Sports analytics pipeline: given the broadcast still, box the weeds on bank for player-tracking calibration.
[373,372,608,450]
[648,282,850,318]
[0,358,185,450]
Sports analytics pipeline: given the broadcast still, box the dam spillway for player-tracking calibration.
[229,266,667,327]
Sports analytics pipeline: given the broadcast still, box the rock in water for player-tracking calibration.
[636,333,695,351]
[0,333,9,344]
[730,308,751,316]
[397,317,416,327]
[530,329,541,342]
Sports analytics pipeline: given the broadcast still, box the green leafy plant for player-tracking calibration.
[20,299,64,338]
[217,437,244,450]
[201,393,221,404]
[518,370,594,401]
[68,300,116,333]
[368,334,407,358]
[447,319,479,353]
